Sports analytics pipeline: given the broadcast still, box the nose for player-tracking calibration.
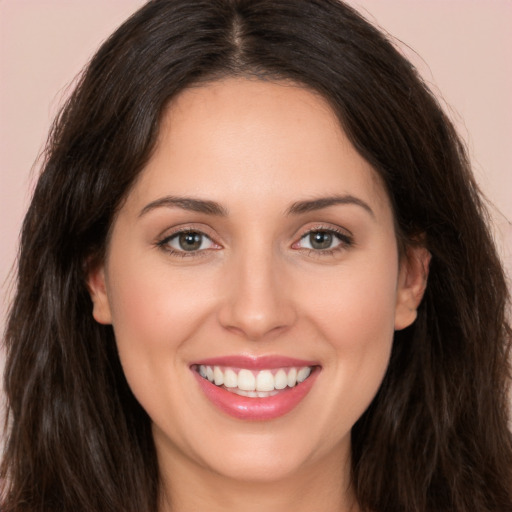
[217,248,297,341]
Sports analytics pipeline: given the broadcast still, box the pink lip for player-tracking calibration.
[193,355,320,370]
[191,355,321,421]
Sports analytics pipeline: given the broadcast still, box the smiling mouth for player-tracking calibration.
[192,364,315,398]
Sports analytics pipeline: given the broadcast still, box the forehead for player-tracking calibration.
[127,78,391,218]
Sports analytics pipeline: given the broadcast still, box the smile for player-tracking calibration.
[191,356,320,420]
[195,365,313,397]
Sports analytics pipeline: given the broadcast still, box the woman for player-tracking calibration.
[2,1,511,511]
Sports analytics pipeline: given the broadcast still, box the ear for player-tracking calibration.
[86,263,112,325]
[394,245,431,331]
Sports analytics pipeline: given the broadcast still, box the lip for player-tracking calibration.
[193,355,320,370]
[191,355,321,421]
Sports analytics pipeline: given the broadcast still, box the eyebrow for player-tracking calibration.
[139,194,374,219]
[286,195,375,218]
[139,196,228,217]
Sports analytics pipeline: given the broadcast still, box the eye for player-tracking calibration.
[160,231,217,253]
[295,229,352,252]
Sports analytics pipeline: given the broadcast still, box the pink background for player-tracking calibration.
[1,1,511,377]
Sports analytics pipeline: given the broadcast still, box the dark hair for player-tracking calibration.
[2,1,511,511]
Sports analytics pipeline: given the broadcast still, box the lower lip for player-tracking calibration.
[192,368,319,421]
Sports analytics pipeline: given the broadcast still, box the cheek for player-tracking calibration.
[302,249,399,347]
[104,257,225,442]
[105,254,221,414]
[108,259,216,350]
[297,248,398,424]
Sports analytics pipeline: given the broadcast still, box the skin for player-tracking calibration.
[89,78,429,512]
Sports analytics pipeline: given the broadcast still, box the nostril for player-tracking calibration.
[218,300,297,341]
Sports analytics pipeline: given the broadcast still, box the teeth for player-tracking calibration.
[297,367,311,383]
[224,369,237,388]
[274,369,288,390]
[196,364,314,394]
[213,366,224,386]
[238,369,256,391]
[287,368,297,388]
[237,389,278,397]
[256,370,274,392]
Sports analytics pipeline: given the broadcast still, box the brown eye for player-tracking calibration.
[178,232,203,251]
[164,231,215,252]
[309,231,334,250]
[295,229,352,252]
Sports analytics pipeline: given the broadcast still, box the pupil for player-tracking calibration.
[179,232,202,251]
[310,231,332,249]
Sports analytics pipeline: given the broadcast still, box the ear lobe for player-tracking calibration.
[86,264,112,325]
[394,245,431,331]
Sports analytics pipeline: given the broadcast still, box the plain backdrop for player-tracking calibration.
[1,1,511,387]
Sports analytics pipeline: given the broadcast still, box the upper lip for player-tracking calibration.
[191,355,320,370]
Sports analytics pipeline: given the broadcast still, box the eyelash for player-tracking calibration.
[156,226,354,258]
[293,226,354,257]
[156,228,219,258]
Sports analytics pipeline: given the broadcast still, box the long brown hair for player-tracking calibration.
[2,1,511,511]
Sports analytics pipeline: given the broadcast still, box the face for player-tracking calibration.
[89,78,428,487]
